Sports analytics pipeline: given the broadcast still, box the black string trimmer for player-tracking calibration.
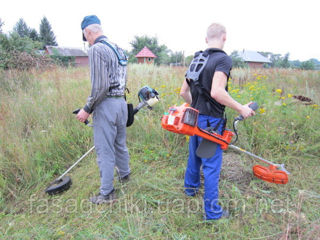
[161,102,290,184]
[45,86,159,195]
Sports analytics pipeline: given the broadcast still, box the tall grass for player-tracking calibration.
[0,67,92,202]
[0,65,319,239]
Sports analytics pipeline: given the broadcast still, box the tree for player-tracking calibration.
[279,53,290,68]
[0,32,45,70]
[300,60,315,70]
[13,18,31,38]
[169,51,184,66]
[259,51,291,68]
[0,18,4,34]
[129,35,169,65]
[29,28,39,41]
[184,55,194,67]
[39,16,57,48]
[230,51,247,68]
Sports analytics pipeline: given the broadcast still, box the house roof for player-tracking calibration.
[135,46,157,58]
[238,50,271,63]
[46,46,88,57]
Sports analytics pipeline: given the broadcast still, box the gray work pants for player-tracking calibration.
[93,97,130,195]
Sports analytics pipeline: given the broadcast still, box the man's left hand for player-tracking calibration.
[76,109,90,123]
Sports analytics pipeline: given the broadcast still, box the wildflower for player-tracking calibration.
[280,97,286,100]
[231,89,239,94]
[249,86,255,91]
[57,231,65,236]
[287,94,293,98]
[161,85,166,88]
[185,135,189,142]
[276,89,282,94]
[282,103,287,106]
[306,115,310,119]
[312,104,319,109]
[259,108,266,114]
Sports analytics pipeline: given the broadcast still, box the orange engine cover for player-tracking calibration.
[161,103,234,150]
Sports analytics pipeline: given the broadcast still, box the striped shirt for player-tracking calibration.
[83,36,127,113]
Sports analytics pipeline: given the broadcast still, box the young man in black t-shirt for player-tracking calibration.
[180,23,255,220]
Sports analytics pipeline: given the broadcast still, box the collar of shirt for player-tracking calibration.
[94,35,108,44]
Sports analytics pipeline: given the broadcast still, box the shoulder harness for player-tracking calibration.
[185,49,227,131]
[99,39,128,66]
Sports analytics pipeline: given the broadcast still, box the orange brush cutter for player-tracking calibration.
[161,103,289,184]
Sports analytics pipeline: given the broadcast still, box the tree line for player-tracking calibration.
[230,51,319,70]
[0,17,319,70]
[0,17,58,69]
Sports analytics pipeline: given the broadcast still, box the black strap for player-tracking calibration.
[186,48,228,124]
[99,39,128,66]
[206,117,224,133]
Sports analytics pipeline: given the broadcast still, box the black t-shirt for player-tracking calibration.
[189,48,232,118]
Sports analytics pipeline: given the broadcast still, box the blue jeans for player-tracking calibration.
[184,114,224,220]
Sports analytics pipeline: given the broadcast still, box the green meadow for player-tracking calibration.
[0,65,319,239]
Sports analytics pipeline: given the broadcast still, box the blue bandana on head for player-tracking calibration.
[81,15,101,41]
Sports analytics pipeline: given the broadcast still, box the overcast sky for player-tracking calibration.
[1,0,319,61]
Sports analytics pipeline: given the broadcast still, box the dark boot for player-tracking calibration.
[89,189,116,204]
[119,173,130,183]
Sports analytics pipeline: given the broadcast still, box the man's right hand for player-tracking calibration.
[239,102,256,119]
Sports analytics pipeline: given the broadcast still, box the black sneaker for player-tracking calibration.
[89,189,116,204]
[119,173,130,183]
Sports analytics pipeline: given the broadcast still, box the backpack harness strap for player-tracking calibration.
[185,49,228,132]
[98,39,129,95]
[99,39,128,66]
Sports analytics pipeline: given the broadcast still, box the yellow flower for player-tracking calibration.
[287,94,293,98]
[276,89,282,94]
[306,115,310,119]
[259,108,266,114]
[312,104,319,109]
[282,103,287,106]
[185,135,190,142]
[280,97,286,100]
[231,89,239,94]
[161,85,166,88]
[57,231,65,236]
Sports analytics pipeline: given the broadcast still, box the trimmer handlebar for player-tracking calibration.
[73,109,89,125]
[235,102,259,121]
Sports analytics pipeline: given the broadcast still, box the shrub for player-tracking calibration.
[0,32,52,70]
